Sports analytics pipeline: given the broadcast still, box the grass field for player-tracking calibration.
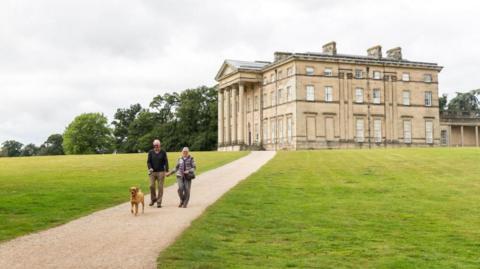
[0,151,248,242]
[158,148,480,269]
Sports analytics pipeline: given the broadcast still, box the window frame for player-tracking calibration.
[306,85,315,101]
[305,66,315,76]
[324,86,333,102]
[373,71,381,80]
[355,88,364,103]
[356,119,365,142]
[402,90,410,106]
[373,89,381,104]
[402,72,410,81]
[425,121,433,144]
[425,91,432,107]
[403,120,412,144]
[324,68,333,76]
[354,69,363,79]
[374,119,382,143]
[424,74,433,83]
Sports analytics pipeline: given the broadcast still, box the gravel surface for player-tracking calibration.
[0,151,276,269]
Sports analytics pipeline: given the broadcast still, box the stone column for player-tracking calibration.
[232,86,238,144]
[225,88,231,145]
[448,125,452,146]
[460,125,464,147]
[239,84,245,145]
[476,125,479,147]
[218,88,224,147]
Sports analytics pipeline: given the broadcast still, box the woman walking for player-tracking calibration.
[168,147,196,208]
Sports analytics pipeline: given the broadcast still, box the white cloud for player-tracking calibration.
[0,0,478,144]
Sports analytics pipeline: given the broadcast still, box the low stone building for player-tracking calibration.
[440,112,480,147]
[215,42,459,150]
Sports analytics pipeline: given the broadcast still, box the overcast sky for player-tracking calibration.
[1,0,478,145]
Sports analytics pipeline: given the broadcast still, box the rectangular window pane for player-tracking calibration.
[424,74,432,83]
[324,86,333,102]
[373,89,381,104]
[324,68,332,76]
[263,121,268,142]
[271,91,275,106]
[263,93,267,107]
[287,118,292,143]
[354,69,363,79]
[287,67,293,76]
[277,89,282,104]
[286,86,291,102]
[306,85,315,101]
[426,121,433,144]
[270,74,275,82]
[403,91,410,105]
[271,119,276,142]
[355,88,364,103]
[404,120,412,143]
[402,73,410,81]
[356,119,364,142]
[441,130,447,145]
[374,119,382,143]
[425,92,432,106]
[373,71,381,79]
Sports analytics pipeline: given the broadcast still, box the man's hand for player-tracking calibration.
[148,168,153,175]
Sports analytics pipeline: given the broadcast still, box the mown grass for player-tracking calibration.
[158,148,480,269]
[0,151,248,242]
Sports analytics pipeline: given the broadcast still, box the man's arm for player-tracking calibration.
[164,151,169,172]
[147,151,152,170]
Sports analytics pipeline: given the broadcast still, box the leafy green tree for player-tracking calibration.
[447,89,480,115]
[439,94,448,113]
[38,134,64,155]
[1,140,23,157]
[111,104,143,153]
[21,143,39,156]
[63,113,114,154]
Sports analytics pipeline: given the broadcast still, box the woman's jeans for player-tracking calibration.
[177,175,192,206]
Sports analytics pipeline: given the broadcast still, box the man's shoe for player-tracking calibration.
[149,201,155,206]
[157,204,162,208]
[182,204,187,208]
[178,202,183,208]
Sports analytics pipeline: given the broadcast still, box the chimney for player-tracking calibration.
[274,51,292,62]
[322,41,337,55]
[386,47,402,60]
[367,45,382,59]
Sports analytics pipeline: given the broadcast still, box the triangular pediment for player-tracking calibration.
[215,61,238,81]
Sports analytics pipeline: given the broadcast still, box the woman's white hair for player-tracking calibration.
[153,139,161,145]
[182,147,189,152]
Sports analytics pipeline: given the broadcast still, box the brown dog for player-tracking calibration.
[130,186,144,216]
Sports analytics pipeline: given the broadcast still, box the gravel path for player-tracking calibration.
[0,151,275,269]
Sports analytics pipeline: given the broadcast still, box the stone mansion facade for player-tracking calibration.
[216,42,446,150]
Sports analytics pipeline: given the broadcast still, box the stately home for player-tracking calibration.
[215,41,477,150]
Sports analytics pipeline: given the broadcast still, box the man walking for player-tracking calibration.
[147,139,169,208]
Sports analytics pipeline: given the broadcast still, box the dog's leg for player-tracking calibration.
[131,202,134,214]
[135,203,138,216]
[142,200,144,214]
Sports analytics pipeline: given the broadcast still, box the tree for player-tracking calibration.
[439,94,448,113]
[1,140,23,157]
[21,143,39,156]
[447,89,480,115]
[63,113,114,154]
[38,134,64,155]
[111,104,143,153]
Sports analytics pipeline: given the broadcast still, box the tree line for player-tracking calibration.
[1,86,218,157]
[2,86,479,157]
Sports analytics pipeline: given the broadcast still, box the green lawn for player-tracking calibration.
[158,148,480,269]
[0,151,248,242]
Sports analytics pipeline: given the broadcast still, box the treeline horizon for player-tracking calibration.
[0,85,218,157]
